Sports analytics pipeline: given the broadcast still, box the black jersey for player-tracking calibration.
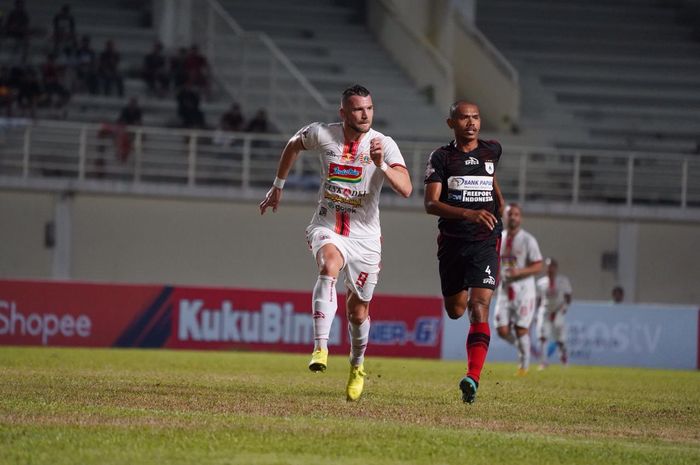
[424,139,503,241]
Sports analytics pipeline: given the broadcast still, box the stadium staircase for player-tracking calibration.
[476,0,700,155]
[217,0,446,140]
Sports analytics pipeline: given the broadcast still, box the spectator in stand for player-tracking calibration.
[142,41,169,98]
[16,67,41,118]
[117,97,142,126]
[41,53,70,109]
[3,0,30,63]
[97,39,124,97]
[245,108,272,133]
[176,81,205,128]
[52,4,76,56]
[220,102,244,132]
[75,35,97,94]
[214,102,244,146]
[184,44,210,96]
[0,66,13,116]
[170,47,188,90]
[611,286,624,304]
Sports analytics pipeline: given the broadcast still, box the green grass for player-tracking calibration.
[1,347,698,465]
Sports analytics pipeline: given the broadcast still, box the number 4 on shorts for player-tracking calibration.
[485,265,491,275]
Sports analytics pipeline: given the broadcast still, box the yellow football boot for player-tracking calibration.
[308,349,328,372]
[346,364,366,401]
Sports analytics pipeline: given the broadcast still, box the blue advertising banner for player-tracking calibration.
[441,302,699,370]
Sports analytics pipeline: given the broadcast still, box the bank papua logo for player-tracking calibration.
[328,163,363,183]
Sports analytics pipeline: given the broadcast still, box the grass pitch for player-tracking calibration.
[1,347,698,465]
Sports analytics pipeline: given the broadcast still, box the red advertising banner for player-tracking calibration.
[0,279,444,359]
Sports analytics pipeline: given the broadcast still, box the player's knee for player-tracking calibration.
[318,258,342,276]
[496,326,511,338]
[445,305,466,320]
[346,295,369,325]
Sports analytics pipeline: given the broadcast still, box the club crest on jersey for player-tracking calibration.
[359,152,372,165]
[485,161,494,174]
[465,156,479,166]
[328,163,363,183]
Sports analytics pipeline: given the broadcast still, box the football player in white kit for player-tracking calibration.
[535,258,572,369]
[493,203,543,376]
[259,85,412,401]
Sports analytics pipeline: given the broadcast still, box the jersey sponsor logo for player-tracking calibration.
[328,163,363,183]
[464,156,479,166]
[485,161,494,174]
[324,182,368,198]
[324,191,363,207]
[326,200,357,214]
[461,191,493,202]
[447,175,493,191]
[324,150,339,159]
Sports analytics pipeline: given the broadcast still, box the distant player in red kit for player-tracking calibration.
[260,85,412,401]
[424,101,505,404]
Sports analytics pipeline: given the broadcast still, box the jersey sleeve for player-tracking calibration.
[424,150,444,184]
[527,234,544,265]
[561,276,573,296]
[381,137,406,168]
[483,140,503,164]
[296,122,323,150]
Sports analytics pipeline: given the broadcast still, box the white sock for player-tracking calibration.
[312,275,337,351]
[539,339,547,364]
[349,316,370,367]
[517,333,531,370]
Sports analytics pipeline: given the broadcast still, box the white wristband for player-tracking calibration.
[379,162,389,172]
[273,176,286,189]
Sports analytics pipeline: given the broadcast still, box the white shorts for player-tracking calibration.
[493,282,537,329]
[305,225,381,302]
[537,309,566,343]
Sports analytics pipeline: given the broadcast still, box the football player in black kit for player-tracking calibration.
[424,101,505,404]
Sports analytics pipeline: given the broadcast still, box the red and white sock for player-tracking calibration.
[312,275,337,351]
[349,316,370,367]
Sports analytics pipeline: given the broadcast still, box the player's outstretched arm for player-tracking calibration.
[259,134,305,215]
[424,182,497,230]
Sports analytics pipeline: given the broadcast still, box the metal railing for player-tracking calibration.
[191,0,333,133]
[1,119,699,218]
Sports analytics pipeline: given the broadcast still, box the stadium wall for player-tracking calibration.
[1,190,699,303]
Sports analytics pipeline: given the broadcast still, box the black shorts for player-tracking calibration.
[437,234,500,297]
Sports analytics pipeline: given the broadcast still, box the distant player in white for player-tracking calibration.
[535,258,572,369]
[493,203,543,375]
[259,85,412,401]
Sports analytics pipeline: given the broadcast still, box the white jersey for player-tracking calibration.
[499,228,543,294]
[536,275,572,316]
[299,122,406,238]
